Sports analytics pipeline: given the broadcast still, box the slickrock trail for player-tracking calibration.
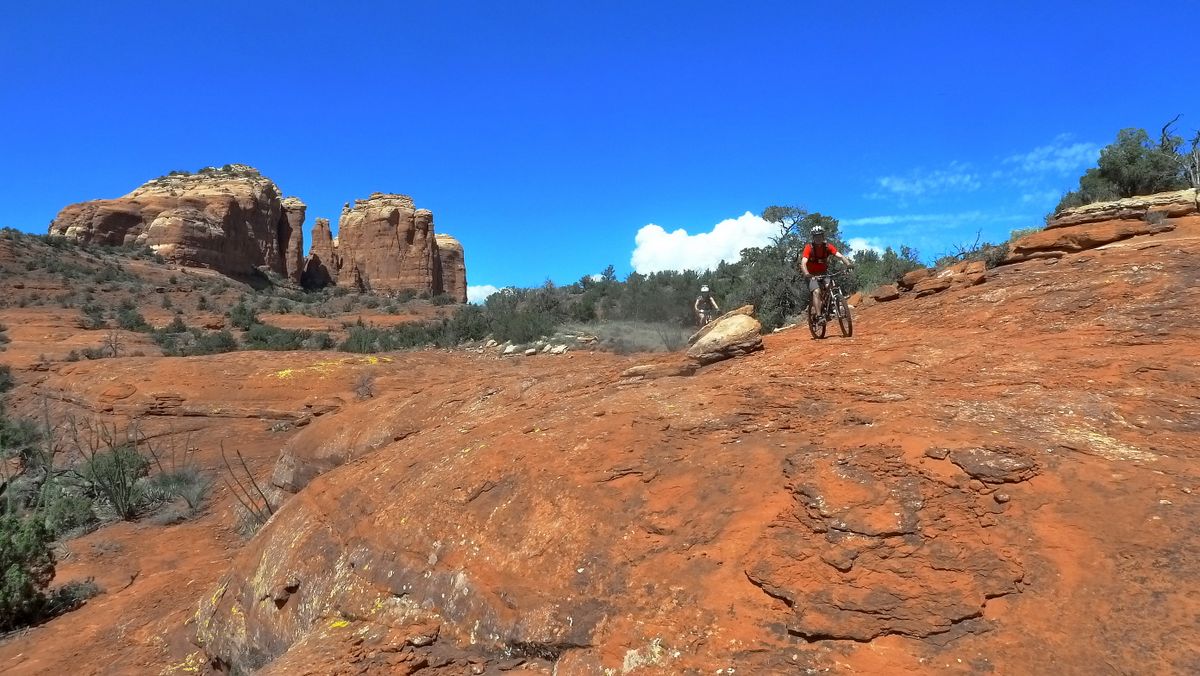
[1,219,1198,674]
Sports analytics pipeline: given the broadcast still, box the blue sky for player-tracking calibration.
[2,1,1196,299]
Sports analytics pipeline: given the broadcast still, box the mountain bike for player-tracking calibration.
[807,271,853,339]
[697,307,717,327]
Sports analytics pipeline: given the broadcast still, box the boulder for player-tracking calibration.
[913,277,952,298]
[899,268,931,289]
[685,306,763,365]
[871,284,901,302]
[948,448,1037,484]
[950,272,987,289]
[48,165,304,281]
[964,260,987,275]
[847,292,863,307]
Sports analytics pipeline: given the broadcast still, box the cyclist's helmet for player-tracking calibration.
[700,285,710,293]
[811,225,825,238]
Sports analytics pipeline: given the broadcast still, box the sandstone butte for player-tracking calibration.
[303,194,468,302]
[46,166,468,302]
[0,189,1198,674]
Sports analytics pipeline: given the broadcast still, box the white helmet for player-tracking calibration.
[700,285,710,293]
[811,226,825,237]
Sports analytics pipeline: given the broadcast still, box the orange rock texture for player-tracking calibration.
[47,165,307,282]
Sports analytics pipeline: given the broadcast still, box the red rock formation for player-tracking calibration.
[47,165,305,280]
[300,194,468,300]
[333,193,436,294]
[1004,188,1197,263]
[301,218,337,289]
[433,233,467,303]
[280,197,306,283]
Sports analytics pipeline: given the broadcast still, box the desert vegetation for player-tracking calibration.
[1052,116,1200,216]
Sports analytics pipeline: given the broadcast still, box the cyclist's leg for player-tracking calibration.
[810,277,822,317]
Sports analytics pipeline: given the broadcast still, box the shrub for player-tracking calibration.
[354,372,376,399]
[39,482,97,537]
[0,513,54,631]
[44,578,101,617]
[228,302,259,330]
[80,303,107,329]
[241,323,311,351]
[147,467,213,513]
[0,365,13,393]
[430,293,456,306]
[0,409,41,471]
[116,307,150,332]
[80,444,151,520]
[303,332,335,350]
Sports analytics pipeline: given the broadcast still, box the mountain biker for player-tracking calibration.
[800,226,854,321]
[694,285,720,326]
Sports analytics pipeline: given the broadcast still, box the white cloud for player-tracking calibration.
[467,284,500,304]
[589,273,605,282]
[841,211,988,228]
[846,237,885,255]
[873,162,982,198]
[630,211,778,274]
[1004,135,1100,174]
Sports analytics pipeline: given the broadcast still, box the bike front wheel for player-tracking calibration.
[837,296,853,337]
[808,304,827,339]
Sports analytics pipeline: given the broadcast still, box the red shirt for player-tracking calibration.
[803,243,838,274]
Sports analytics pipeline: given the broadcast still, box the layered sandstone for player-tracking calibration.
[1004,188,1197,263]
[279,197,306,282]
[299,193,467,300]
[433,233,468,303]
[47,165,306,281]
[300,218,337,289]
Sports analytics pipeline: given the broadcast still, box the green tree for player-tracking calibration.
[0,513,54,631]
[1053,121,1190,215]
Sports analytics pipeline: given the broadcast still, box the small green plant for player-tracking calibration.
[79,303,107,329]
[80,443,150,520]
[228,301,259,330]
[0,513,55,631]
[0,365,13,393]
[116,306,151,332]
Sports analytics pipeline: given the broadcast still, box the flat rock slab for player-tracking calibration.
[949,447,1038,484]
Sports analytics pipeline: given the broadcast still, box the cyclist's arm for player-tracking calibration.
[800,257,811,275]
[836,252,855,267]
[693,298,701,312]
[711,299,721,311]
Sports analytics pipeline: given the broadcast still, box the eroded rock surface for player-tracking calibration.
[299,194,468,299]
[1005,189,1197,263]
[47,165,306,281]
